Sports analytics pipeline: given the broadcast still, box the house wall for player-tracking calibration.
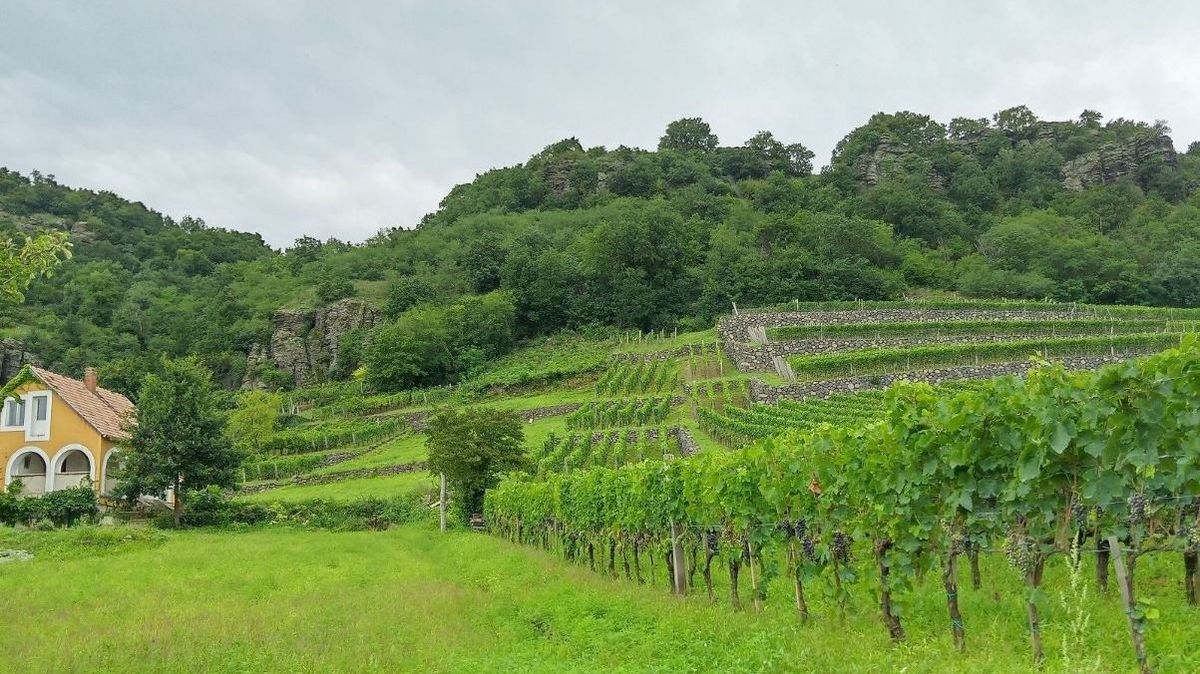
[0,380,121,494]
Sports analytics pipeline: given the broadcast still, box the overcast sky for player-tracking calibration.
[2,1,1199,247]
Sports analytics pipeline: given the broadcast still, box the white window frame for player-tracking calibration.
[1,396,26,431]
[24,390,52,442]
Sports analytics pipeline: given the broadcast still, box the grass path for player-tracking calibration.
[3,525,1199,673]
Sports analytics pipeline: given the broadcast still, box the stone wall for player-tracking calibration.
[244,298,381,387]
[238,461,427,495]
[718,309,1090,372]
[746,352,1149,404]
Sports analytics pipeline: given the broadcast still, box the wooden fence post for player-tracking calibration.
[439,474,448,533]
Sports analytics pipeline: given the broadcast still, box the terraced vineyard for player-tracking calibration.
[696,381,986,447]
[531,428,687,474]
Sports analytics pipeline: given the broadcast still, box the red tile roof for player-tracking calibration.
[29,366,135,440]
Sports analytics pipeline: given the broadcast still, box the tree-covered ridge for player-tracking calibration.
[2,106,1200,392]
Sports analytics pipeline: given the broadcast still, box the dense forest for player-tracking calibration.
[2,105,1199,394]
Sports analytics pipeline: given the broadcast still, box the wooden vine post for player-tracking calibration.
[670,520,688,595]
[1109,536,1151,674]
[439,473,447,533]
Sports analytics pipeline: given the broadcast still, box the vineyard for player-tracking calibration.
[488,339,1200,672]
[531,428,689,475]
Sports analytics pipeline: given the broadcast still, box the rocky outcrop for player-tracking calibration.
[1062,131,1178,191]
[0,339,37,385]
[244,298,381,387]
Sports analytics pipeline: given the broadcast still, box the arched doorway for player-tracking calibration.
[102,450,125,496]
[5,449,49,495]
[51,446,94,491]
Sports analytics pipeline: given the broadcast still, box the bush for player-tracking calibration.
[179,488,430,531]
[0,482,99,527]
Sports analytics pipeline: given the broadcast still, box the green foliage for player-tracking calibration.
[488,338,1200,667]
[0,482,99,527]
[426,407,526,519]
[227,389,282,452]
[364,291,516,391]
[117,357,243,524]
[182,486,430,530]
[7,106,1200,391]
[0,229,71,303]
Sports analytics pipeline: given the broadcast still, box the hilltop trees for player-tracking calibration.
[6,106,1200,390]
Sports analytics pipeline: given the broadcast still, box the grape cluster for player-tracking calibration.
[1128,494,1147,524]
[705,529,719,555]
[794,519,807,541]
[776,522,794,538]
[801,536,817,562]
[832,531,851,565]
[1071,501,1089,528]
[1004,533,1037,576]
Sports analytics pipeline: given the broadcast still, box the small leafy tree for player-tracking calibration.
[227,389,282,453]
[117,357,243,526]
[658,117,718,153]
[0,231,71,303]
[426,407,526,522]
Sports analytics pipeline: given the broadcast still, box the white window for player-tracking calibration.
[1,398,25,430]
[27,394,50,440]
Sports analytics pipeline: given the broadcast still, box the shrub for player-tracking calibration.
[179,488,430,531]
[0,482,99,527]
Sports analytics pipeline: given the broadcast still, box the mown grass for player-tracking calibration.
[310,434,428,475]
[239,471,436,503]
[1,525,1197,673]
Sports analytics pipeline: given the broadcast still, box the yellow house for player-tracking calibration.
[0,366,134,497]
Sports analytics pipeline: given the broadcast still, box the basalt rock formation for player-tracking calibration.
[244,298,381,387]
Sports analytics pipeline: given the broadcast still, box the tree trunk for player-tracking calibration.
[588,542,595,571]
[172,475,182,528]
[1097,537,1111,594]
[704,549,716,602]
[1110,537,1151,674]
[944,551,965,651]
[787,542,809,622]
[729,556,742,611]
[608,539,617,577]
[1184,550,1197,606]
[622,543,632,580]
[876,541,905,641]
[968,544,982,590]
[633,541,644,584]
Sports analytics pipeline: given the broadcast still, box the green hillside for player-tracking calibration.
[3,107,1200,394]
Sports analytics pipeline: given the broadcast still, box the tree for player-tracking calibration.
[0,231,71,303]
[116,357,242,526]
[383,276,433,319]
[426,407,526,522]
[658,117,719,153]
[226,389,282,453]
[315,269,354,303]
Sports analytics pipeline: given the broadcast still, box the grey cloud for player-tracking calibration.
[2,0,1198,246]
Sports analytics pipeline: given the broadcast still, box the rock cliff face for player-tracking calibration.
[244,298,381,388]
[0,339,37,384]
[1062,132,1178,190]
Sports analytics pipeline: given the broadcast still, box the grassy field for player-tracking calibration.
[2,524,1198,673]
[239,471,437,503]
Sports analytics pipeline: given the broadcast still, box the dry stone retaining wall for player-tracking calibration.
[746,352,1149,404]
[719,309,1096,372]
